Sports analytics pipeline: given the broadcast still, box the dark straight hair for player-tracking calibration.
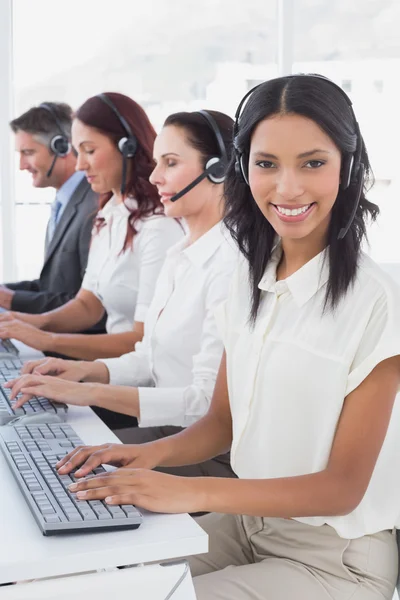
[224,75,379,322]
[163,110,234,169]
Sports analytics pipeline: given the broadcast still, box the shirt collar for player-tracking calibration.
[99,196,136,221]
[168,221,228,268]
[258,241,330,307]
[55,171,85,208]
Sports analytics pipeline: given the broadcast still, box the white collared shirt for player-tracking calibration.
[217,245,400,538]
[100,222,238,427]
[81,197,183,333]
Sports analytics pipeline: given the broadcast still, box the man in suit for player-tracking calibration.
[0,102,99,317]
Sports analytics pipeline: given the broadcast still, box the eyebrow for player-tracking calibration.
[252,149,331,159]
[77,140,97,148]
[160,152,179,158]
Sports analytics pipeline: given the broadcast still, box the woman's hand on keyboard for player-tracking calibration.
[20,357,102,383]
[56,443,161,477]
[0,310,46,328]
[0,318,54,351]
[6,374,97,408]
[68,468,204,514]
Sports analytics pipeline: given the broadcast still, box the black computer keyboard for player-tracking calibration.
[0,423,143,535]
[0,358,68,425]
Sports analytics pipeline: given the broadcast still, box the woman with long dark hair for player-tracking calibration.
[11,76,400,597]
[0,93,183,360]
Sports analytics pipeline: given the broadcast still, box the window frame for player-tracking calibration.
[0,0,16,281]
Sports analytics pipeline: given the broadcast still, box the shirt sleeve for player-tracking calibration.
[138,262,235,428]
[346,287,400,396]
[97,333,154,387]
[133,218,183,323]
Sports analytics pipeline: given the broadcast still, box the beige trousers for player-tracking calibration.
[189,513,398,600]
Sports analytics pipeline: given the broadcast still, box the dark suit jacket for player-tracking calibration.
[6,178,102,321]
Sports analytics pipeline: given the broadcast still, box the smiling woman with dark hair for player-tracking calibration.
[28,74,400,599]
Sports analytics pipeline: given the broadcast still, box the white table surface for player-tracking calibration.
[0,562,197,599]
[0,405,208,584]
[13,340,44,361]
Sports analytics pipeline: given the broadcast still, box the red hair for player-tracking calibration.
[75,92,163,250]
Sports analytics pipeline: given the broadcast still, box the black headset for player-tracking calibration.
[97,93,138,196]
[39,103,72,177]
[233,74,365,240]
[170,110,228,202]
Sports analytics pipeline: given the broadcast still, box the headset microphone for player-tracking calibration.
[46,155,58,178]
[170,110,228,202]
[170,158,223,202]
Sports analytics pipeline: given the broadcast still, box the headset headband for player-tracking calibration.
[197,110,228,165]
[234,74,355,141]
[39,103,70,139]
[96,93,138,196]
[97,93,134,138]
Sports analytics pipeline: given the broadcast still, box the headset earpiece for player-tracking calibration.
[197,110,228,184]
[234,147,249,185]
[240,153,249,185]
[205,156,226,184]
[39,103,71,159]
[39,103,72,178]
[50,134,71,157]
[118,136,138,158]
[98,94,138,161]
[340,154,354,190]
[97,94,139,195]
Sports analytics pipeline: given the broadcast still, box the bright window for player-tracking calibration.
[11,0,277,280]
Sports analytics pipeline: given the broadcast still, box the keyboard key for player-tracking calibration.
[44,515,61,523]
[59,441,73,449]
[64,509,83,522]
[107,506,126,519]
[121,505,138,516]
[27,482,43,491]
[39,505,56,515]
[79,509,98,521]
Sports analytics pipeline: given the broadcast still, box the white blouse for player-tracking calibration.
[217,244,400,539]
[100,223,238,428]
[81,197,183,333]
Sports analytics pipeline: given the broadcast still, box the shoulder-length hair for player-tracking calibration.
[75,92,163,251]
[224,75,379,322]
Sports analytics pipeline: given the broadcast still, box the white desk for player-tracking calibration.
[13,339,44,362]
[0,404,207,589]
[1,562,197,599]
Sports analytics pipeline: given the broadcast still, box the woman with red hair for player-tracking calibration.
[0,93,183,360]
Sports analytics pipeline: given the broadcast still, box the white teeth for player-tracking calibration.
[276,204,311,216]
